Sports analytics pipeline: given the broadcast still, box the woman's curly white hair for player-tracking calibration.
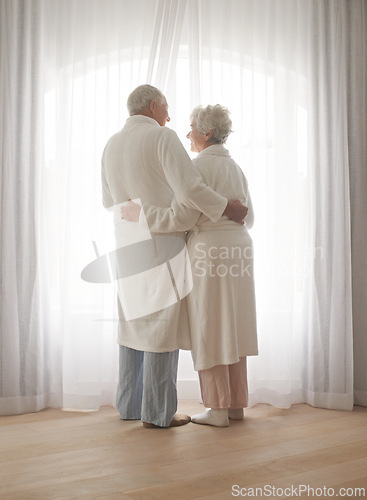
[190,104,233,144]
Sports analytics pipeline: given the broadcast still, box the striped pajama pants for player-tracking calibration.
[116,345,179,427]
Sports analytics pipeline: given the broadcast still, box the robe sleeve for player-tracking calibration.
[141,196,201,233]
[150,128,227,223]
[244,189,254,229]
[239,172,254,229]
[101,143,114,211]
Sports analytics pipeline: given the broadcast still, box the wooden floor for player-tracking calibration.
[0,402,366,500]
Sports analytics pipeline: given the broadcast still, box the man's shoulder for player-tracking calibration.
[104,128,125,144]
[105,123,180,152]
[155,125,178,140]
[139,126,180,151]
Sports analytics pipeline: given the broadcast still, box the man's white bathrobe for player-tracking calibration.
[101,115,227,353]
[143,144,259,371]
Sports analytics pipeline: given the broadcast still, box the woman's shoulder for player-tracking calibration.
[193,148,236,169]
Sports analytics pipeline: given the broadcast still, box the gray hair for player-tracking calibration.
[190,104,233,144]
[127,84,165,116]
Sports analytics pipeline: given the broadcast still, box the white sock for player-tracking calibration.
[228,408,244,420]
[191,409,229,427]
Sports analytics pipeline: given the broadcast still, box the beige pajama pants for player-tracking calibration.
[198,357,248,409]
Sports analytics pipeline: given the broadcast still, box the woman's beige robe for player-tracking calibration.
[143,144,259,370]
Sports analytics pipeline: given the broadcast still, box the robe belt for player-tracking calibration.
[190,222,247,235]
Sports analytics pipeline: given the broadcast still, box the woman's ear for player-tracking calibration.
[205,130,214,142]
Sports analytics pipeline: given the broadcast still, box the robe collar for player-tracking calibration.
[196,144,231,158]
[125,115,160,127]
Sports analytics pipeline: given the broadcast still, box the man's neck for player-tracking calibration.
[133,109,156,122]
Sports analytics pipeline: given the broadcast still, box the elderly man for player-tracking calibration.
[101,84,247,428]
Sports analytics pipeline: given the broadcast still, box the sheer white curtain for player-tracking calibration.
[347,1,367,407]
[1,0,365,415]
[0,0,62,413]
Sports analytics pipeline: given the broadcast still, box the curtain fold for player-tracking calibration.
[0,0,365,415]
[0,0,62,414]
[147,0,187,92]
[302,0,354,409]
[347,1,367,407]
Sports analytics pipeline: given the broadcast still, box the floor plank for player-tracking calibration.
[0,402,366,499]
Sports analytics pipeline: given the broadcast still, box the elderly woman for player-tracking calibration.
[122,104,258,427]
